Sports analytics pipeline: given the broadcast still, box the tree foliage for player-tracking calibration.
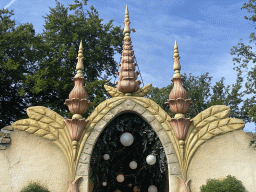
[147,72,245,122]
[0,0,124,128]
[23,0,124,119]
[230,0,256,129]
[0,9,44,128]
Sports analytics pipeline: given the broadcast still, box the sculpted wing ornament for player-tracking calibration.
[11,106,74,176]
[184,105,245,170]
[104,84,152,97]
[133,84,152,97]
[104,85,125,97]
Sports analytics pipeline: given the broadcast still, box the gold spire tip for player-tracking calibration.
[79,40,82,50]
[124,5,131,41]
[75,40,84,77]
[173,40,179,58]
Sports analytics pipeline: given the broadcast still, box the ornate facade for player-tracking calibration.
[0,5,249,192]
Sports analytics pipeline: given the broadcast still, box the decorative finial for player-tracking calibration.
[165,40,193,143]
[173,40,182,78]
[174,40,179,58]
[64,40,91,141]
[116,6,141,94]
[75,40,84,78]
[124,5,131,41]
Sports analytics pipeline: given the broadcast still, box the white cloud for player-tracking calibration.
[4,0,17,9]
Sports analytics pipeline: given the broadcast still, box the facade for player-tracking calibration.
[0,5,255,192]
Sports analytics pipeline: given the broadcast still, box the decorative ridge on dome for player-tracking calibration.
[116,5,141,94]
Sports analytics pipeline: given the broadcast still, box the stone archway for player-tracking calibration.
[90,112,168,191]
[75,98,181,192]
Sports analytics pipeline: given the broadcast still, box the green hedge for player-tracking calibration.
[200,175,246,192]
[20,182,50,192]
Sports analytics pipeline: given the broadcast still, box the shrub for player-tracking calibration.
[200,175,246,192]
[20,182,50,192]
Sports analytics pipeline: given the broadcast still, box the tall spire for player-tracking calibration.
[64,40,91,160]
[116,5,141,94]
[165,40,193,139]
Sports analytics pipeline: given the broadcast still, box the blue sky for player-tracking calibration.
[1,0,255,132]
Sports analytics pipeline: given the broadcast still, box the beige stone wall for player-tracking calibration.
[187,129,256,192]
[0,129,70,192]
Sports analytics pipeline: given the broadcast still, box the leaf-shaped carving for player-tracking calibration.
[133,84,152,97]
[104,84,152,97]
[12,106,73,178]
[184,105,245,172]
[104,85,125,97]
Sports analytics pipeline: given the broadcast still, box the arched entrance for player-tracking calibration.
[90,112,168,191]
[75,98,181,192]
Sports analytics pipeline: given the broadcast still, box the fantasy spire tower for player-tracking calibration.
[116,5,141,94]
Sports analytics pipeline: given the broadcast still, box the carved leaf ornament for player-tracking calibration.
[184,105,245,171]
[11,106,74,176]
[104,84,152,97]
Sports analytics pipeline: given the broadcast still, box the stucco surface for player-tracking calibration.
[187,129,256,192]
[0,129,70,192]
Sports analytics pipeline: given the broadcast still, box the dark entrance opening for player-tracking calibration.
[90,113,168,192]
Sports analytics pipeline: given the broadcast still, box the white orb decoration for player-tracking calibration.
[103,154,110,160]
[120,132,134,146]
[116,174,124,183]
[146,154,156,165]
[102,182,107,186]
[129,161,137,169]
[148,185,158,192]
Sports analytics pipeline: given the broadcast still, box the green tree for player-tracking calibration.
[230,0,256,130]
[147,72,213,118]
[147,72,246,122]
[23,0,124,119]
[0,9,45,128]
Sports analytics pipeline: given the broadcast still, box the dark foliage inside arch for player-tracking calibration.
[90,113,168,192]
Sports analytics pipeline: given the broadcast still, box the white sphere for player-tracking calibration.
[102,182,107,186]
[120,132,134,146]
[103,154,110,160]
[148,185,158,192]
[129,161,137,169]
[116,174,124,182]
[146,155,156,165]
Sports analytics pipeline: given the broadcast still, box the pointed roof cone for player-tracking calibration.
[75,41,84,78]
[116,5,141,94]
[124,5,131,41]
[173,40,182,78]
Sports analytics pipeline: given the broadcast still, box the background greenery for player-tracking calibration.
[0,0,255,131]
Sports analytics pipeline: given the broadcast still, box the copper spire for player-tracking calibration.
[165,40,193,141]
[116,5,141,94]
[64,41,91,159]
